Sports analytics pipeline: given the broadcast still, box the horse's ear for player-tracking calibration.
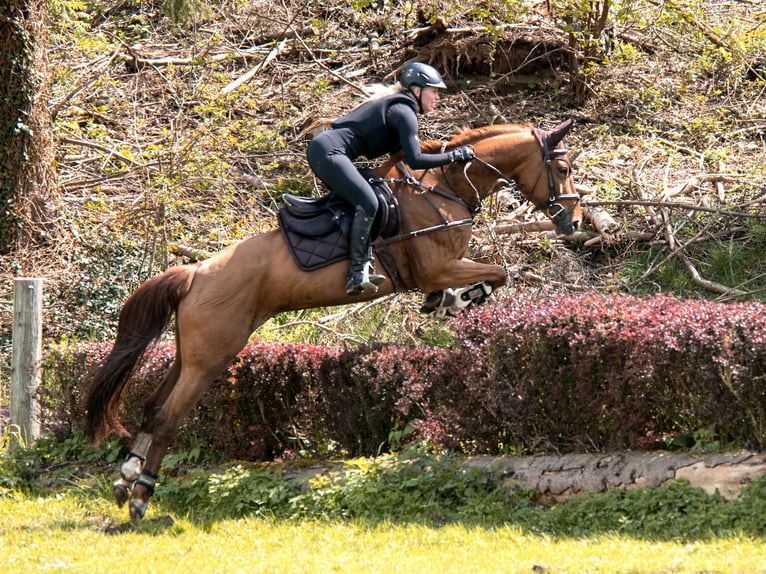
[547,119,574,148]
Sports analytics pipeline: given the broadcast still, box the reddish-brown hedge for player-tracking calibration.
[40,293,766,458]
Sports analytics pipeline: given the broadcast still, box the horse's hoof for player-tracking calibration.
[113,479,132,508]
[129,498,149,521]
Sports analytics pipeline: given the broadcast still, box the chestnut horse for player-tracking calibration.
[85,120,581,520]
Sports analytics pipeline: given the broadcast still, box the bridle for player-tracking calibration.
[371,128,580,245]
[533,127,581,221]
[458,128,581,223]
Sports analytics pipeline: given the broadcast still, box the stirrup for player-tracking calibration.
[367,261,385,286]
[346,261,381,295]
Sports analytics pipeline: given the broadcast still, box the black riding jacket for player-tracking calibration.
[330,91,454,169]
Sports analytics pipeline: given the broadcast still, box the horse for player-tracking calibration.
[84,120,582,520]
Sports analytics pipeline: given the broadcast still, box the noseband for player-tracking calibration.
[535,128,581,221]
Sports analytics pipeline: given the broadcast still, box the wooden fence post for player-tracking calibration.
[11,277,43,446]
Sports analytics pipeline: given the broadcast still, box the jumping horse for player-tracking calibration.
[85,119,582,520]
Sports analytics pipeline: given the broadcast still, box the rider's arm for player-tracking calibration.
[387,103,455,170]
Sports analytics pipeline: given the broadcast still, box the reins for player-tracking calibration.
[370,128,581,245]
[370,162,475,246]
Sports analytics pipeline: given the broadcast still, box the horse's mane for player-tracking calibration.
[433,123,533,150]
[384,123,533,166]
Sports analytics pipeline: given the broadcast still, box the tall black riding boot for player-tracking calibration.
[346,207,385,295]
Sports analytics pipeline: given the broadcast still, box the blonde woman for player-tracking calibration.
[307,62,475,295]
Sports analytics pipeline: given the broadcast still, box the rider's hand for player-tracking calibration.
[449,145,475,162]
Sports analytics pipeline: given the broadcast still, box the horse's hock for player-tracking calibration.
[466,451,766,502]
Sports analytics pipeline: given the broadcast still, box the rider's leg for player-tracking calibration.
[346,206,385,294]
[307,132,385,294]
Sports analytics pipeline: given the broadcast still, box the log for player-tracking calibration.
[275,451,766,502]
[466,451,766,501]
[583,204,621,243]
[492,220,554,235]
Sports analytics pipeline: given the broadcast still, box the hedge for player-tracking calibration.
[39,293,766,459]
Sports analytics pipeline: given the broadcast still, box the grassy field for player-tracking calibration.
[2,492,765,574]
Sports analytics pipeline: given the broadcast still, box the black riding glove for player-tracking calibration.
[449,145,475,162]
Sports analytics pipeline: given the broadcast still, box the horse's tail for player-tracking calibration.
[85,264,197,446]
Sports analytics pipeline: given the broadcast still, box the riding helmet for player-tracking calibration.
[400,62,447,90]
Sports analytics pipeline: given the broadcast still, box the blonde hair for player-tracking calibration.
[360,82,403,103]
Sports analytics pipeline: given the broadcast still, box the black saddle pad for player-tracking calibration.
[279,172,400,272]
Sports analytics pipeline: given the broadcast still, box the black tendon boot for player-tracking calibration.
[347,207,385,295]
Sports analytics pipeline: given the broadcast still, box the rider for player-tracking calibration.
[307,62,475,296]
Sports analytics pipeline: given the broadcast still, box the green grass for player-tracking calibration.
[2,440,766,572]
[1,492,765,573]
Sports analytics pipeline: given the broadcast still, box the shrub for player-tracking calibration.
[37,293,766,459]
[439,293,766,452]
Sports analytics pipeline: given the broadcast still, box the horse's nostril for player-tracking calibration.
[573,220,580,231]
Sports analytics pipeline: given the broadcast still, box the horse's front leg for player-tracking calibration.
[416,257,507,293]
[421,281,495,317]
[417,258,506,316]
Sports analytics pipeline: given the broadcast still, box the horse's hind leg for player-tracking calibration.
[126,357,238,520]
[113,357,182,508]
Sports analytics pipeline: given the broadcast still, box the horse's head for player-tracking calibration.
[445,121,583,235]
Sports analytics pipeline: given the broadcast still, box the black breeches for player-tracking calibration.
[307,129,378,218]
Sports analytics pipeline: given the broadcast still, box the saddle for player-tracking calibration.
[278,168,401,273]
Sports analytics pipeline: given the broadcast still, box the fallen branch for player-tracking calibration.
[659,209,747,297]
[583,230,657,247]
[58,136,145,167]
[170,243,213,261]
[222,38,288,95]
[286,23,371,97]
[583,199,766,218]
[678,248,747,297]
[583,205,621,243]
[520,270,590,291]
[492,220,554,235]
[665,174,745,197]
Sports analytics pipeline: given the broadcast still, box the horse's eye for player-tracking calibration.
[558,166,570,177]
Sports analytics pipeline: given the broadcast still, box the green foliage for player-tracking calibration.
[164,0,214,26]
[625,220,766,299]
[158,464,295,520]
[153,448,532,524]
[0,429,126,496]
[119,449,766,538]
[296,451,527,524]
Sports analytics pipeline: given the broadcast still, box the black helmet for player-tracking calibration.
[400,62,447,90]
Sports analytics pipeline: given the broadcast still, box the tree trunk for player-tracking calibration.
[0,0,57,253]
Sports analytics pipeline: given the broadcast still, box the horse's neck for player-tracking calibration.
[377,127,538,200]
